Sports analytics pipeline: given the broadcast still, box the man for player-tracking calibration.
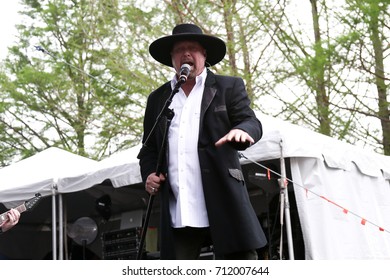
[138,23,267,260]
[0,209,20,234]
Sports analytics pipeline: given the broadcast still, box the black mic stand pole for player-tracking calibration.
[136,79,185,260]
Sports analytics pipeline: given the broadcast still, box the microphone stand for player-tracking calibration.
[136,78,185,260]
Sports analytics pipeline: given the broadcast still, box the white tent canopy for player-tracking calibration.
[241,113,390,259]
[243,113,390,177]
[57,144,142,193]
[0,147,99,204]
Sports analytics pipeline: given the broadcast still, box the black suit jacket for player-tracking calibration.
[138,69,267,258]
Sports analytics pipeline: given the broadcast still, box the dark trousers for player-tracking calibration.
[172,227,258,260]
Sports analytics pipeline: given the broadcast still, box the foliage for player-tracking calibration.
[0,0,389,166]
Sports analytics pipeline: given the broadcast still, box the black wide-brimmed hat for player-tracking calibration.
[149,23,226,67]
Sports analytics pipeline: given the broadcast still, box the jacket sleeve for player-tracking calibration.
[137,83,170,182]
[225,77,262,150]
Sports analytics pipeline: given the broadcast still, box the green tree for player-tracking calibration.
[247,0,389,154]
[0,0,162,163]
[336,0,390,154]
[1,0,389,166]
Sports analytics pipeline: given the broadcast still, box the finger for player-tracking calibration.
[247,135,255,144]
[145,182,159,193]
[149,186,158,195]
[159,174,166,181]
[215,136,227,147]
[240,133,248,143]
[7,212,14,221]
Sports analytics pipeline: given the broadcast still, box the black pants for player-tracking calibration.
[172,227,258,260]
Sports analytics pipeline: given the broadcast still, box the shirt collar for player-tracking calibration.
[171,67,208,89]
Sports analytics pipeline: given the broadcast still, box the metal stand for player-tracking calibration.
[278,139,294,260]
[136,79,184,260]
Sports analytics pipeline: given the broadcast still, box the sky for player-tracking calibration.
[0,1,21,59]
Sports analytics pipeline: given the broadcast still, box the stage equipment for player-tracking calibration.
[102,227,141,259]
[67,217,98,259]
[96,194,112,220]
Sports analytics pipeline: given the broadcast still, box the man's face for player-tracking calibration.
[171,40,207,79]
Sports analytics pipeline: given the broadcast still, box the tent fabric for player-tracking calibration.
[57,144,142,193]
[291,157,390,259]
[243,113,390,178]
[241,113,390,259]
[0,147,99,205]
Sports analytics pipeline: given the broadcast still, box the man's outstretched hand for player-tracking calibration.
[215,129,254,148]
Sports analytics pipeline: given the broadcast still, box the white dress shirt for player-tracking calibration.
[168,68,209,228]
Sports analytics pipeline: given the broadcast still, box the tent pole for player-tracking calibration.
[279,139,295,260]
[58,192,64,260]
[51,186,57,260]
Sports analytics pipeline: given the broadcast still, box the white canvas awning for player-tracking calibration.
[241,113,390,259]
[0,147,99,204]
[57,144,142,193]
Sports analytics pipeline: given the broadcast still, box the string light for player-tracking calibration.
[239,152,390,234]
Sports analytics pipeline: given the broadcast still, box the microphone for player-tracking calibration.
[178,64,191,83]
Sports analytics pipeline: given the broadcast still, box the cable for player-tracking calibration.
[239,152,390,234]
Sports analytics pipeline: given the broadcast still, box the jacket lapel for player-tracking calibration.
[199,70,217,135]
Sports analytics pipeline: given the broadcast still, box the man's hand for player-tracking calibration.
[145,172,166,195]
[215,129,254,147]
[1,208,20,232]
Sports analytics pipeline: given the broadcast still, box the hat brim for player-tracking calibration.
[149,34,226,67]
